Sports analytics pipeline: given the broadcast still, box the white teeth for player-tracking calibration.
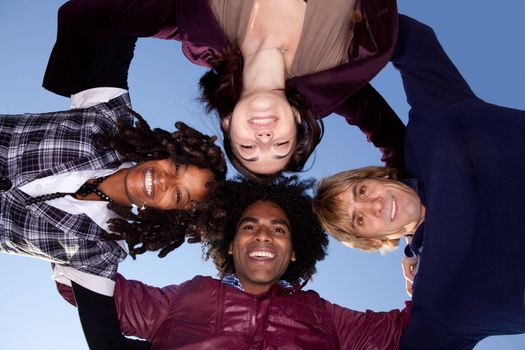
[391,197,397,221]
[250,119,273,125]
[249,251,275,258]
[145,169,153,197]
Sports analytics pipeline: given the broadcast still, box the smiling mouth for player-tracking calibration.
[248,250,276,260]
[390,196,397,222]
[143,167,155,200]
[248,116,277,128]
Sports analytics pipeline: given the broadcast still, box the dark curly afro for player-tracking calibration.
[202,176,329,284]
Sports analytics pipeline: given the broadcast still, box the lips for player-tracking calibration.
[142,167,155,200]
[248,116,277,129]
[390,196,397,222]
[247,247,276,261]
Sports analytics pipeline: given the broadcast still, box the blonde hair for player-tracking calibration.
[313,166,401,254]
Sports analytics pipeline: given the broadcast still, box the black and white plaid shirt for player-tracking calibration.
[0,95,132,280]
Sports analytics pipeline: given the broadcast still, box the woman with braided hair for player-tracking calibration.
[0,27,226,347]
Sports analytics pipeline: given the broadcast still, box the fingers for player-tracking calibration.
[405,278,413,297]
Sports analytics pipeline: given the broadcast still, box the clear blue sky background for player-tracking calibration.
[1,1,524,349]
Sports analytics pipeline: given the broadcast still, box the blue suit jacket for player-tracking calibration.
[394,15,525,350]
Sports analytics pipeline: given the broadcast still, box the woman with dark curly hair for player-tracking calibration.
[59,176,410,349]
[45,0,406,179]
[1,28,226,347]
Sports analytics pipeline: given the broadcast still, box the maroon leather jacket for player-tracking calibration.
[60,274,410,349]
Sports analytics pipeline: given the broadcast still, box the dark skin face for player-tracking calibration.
[83,159,214,210]
[229,200,296,295]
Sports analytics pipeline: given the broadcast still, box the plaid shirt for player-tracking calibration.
[0,95,132,280]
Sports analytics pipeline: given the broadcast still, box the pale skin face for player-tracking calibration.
[99,159,214,210]
[223,90,299,175]
[229,200,296,295]
[337,178,426,244]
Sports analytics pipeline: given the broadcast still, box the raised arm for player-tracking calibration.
[334,83,407,174]
[43,0,178,96]
[327,300,411,350]
[57,274,179,344]
[72,282,151,350]
[391,15,476,114]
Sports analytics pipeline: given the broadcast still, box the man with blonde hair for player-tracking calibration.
[314,15,525,350]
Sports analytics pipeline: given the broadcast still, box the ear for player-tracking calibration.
[221,115,231,132]
[290,250,296,262]
[368,239,383,249]
[292,107,301,125]
[228,243,233,255]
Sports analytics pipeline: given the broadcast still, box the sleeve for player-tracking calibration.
[391,15,476,114]
[113,274,182,340]
[327,300,412,350]
[334,84,407,174]
[72,281,151,350]
[56,274,183,342]
[43,0,178,96]
[400,305,478,350]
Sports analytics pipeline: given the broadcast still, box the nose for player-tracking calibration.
[160,171,178,191]
[254,226,272,242]
[358,197,383,217]
[255,130,273,144]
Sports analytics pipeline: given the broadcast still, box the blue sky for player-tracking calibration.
[1,1,524,349]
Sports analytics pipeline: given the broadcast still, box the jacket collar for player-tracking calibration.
[222,274,295,295]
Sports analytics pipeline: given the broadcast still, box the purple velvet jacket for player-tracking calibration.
[44,0,405,168]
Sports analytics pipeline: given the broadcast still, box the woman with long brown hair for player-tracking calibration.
[45,0,406,179]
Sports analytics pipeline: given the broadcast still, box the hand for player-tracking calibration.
[401,256,418,297]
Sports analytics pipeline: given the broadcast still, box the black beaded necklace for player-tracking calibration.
[25,176,113,205]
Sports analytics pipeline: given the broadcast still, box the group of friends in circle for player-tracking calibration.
[1,0,524,349]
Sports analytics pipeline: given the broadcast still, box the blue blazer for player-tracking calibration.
[395,15,525,349]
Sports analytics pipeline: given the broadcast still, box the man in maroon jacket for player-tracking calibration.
[61,176,409,349]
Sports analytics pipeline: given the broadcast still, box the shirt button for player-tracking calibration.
[0,177,12,192]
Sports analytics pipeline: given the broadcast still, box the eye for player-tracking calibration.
[175,161,180,176]
[357,213,364,226]
[274,227,287,235]
[274,141,289,147]
[358,186,367,198]
[176,189,182,204]
[242,224,256,231]
[240,145,255,149]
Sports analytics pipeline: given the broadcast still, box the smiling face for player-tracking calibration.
[338,178,425,241]
[124,159,214,210]
[228,200,296,295]
[224,90,299,175]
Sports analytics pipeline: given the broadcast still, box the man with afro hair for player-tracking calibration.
[59,176,410,349]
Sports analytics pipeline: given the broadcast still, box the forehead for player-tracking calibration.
[340,177,396,195]
[239,200,290,222]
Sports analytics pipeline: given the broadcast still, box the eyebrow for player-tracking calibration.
[271,219,291,231]
[238,217,259,226]
[181,164,191,207]
[183,188,191,207]
[237,217,291,231]
[237,147,294,162]
[349,183,359,230]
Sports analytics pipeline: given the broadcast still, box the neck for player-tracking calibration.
[408,203,426,234]
[241,41,288,94]
[96,169,133,206]
[237,274,279,296]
